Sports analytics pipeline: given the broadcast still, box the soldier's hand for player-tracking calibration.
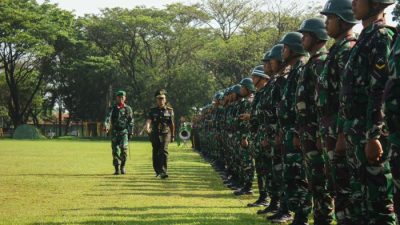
[239,113,251,121]
[261,138,269,148]
[145,127,151,134]
[103,127,109,134]
[171,136,175,143]
[128,133,133,140]
[275,135,281,146]
[365,139,383,164]
[293,134,301,149]
[336,132,347,154]
[241,138,249,148]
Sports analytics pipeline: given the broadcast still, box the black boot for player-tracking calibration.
[269,211,293,223]
[233,187,253,196]
[248,192,268,207]
[114,166,120,175]
[257,198,279,214]
[120,166,126,175]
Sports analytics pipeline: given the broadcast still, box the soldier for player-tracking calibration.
[295,18,333,225]
[234,78,256,195]
[319,0,358,223]
[259,44,292,221]
[385,28,400,222]
[340,0,397,223]
[145,89,175,179]
[103,90,134,175]
[245,64,271,207]
[275,32,311,225]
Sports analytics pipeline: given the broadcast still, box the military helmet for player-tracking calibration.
[232,84,242,95]
[320,0,358,24]
[214,91,224,100]
[240,78,256,92]
[262,51,271,62]
[370,0,395,4]
[298,18,329,41]
[269,44,284,62]
[280,32,306,55]
[251,65,269,79]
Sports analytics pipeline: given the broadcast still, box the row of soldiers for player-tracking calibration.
[192,0,400,224]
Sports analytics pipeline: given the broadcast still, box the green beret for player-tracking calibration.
[116,90,126,97]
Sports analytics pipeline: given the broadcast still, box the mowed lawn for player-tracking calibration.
[0,139,271,225]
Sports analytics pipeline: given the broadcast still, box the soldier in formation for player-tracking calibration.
[193,0,399,224]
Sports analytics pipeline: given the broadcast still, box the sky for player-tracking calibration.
[36,0,397,32]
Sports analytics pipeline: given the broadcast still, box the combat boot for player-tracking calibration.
[114,166,120,175]
[268,211,293,223]
[257,198,279,214]
[233,187,253,196]
[120,166,126,175]
[247,192,268,207]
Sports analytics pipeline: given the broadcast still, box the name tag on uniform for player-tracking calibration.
[164,112,170,117]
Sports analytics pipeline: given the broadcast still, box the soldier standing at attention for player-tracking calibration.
[340,0,397,223]
[318,0,357,223]
[145,89,175,179]
[295,18,333,225]
[385,25,400,222]
[104,90,134,175]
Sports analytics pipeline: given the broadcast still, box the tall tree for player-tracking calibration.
[0,0,75,126]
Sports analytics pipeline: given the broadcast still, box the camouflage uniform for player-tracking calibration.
[295,47,334,224]
[340,19,397,224]
[385,35,400,221]
[236,96,254,191]
[277,57,312,224]
[318,35,356,224]
[265,68,289,208]
[104,101,134,171]
[250,84,272,202]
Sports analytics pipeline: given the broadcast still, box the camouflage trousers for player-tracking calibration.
[320,114,350,224]
[300,124,334,225]
[388,134,400,222]
[283,130,312,223]
[344,119,396,225]
[111,132,128,166]
[238,141,255,189]
[266,134,286,208]
[252,131,272,201]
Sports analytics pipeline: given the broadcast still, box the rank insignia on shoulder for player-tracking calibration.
[375,64,386,70]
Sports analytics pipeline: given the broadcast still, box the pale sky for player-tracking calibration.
[36,0,397,32]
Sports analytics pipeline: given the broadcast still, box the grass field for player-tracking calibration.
[0,139,274,225]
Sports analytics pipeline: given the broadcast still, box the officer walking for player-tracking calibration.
[145,89,175,179]
[104,90,134,175]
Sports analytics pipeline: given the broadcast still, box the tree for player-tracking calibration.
[0,0,75,126]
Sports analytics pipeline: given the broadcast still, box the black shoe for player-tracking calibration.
[155,173,160,177]
[160,173,169,179]
[257,204,279,215]
[268,212,293,223]
[233,188,253,196]
[120,166,126,175]
[114,166,120,175]
[247,199,269,207]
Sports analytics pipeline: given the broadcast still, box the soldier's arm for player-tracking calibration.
[169,109,175,138]
[145,110,153,134]
[366,30,394,140]
[127,106,134,135]
[103,106,113,131]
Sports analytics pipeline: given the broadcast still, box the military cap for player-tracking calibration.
[251,65,270,79]
[298,18,329,41]
[154,89,167,98]
[320,0,358,24]
[116,90,126,97]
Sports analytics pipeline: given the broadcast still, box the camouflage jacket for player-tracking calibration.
[250,85,269,133]
[317,35,356,119]
[277,58,305,131]
[385,35,400,139]
[295,49,327,133]
[104,104,134,135]
[341,19,396,139]
[236,97,253,139]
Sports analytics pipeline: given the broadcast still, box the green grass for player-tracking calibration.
[0,139,273,225]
